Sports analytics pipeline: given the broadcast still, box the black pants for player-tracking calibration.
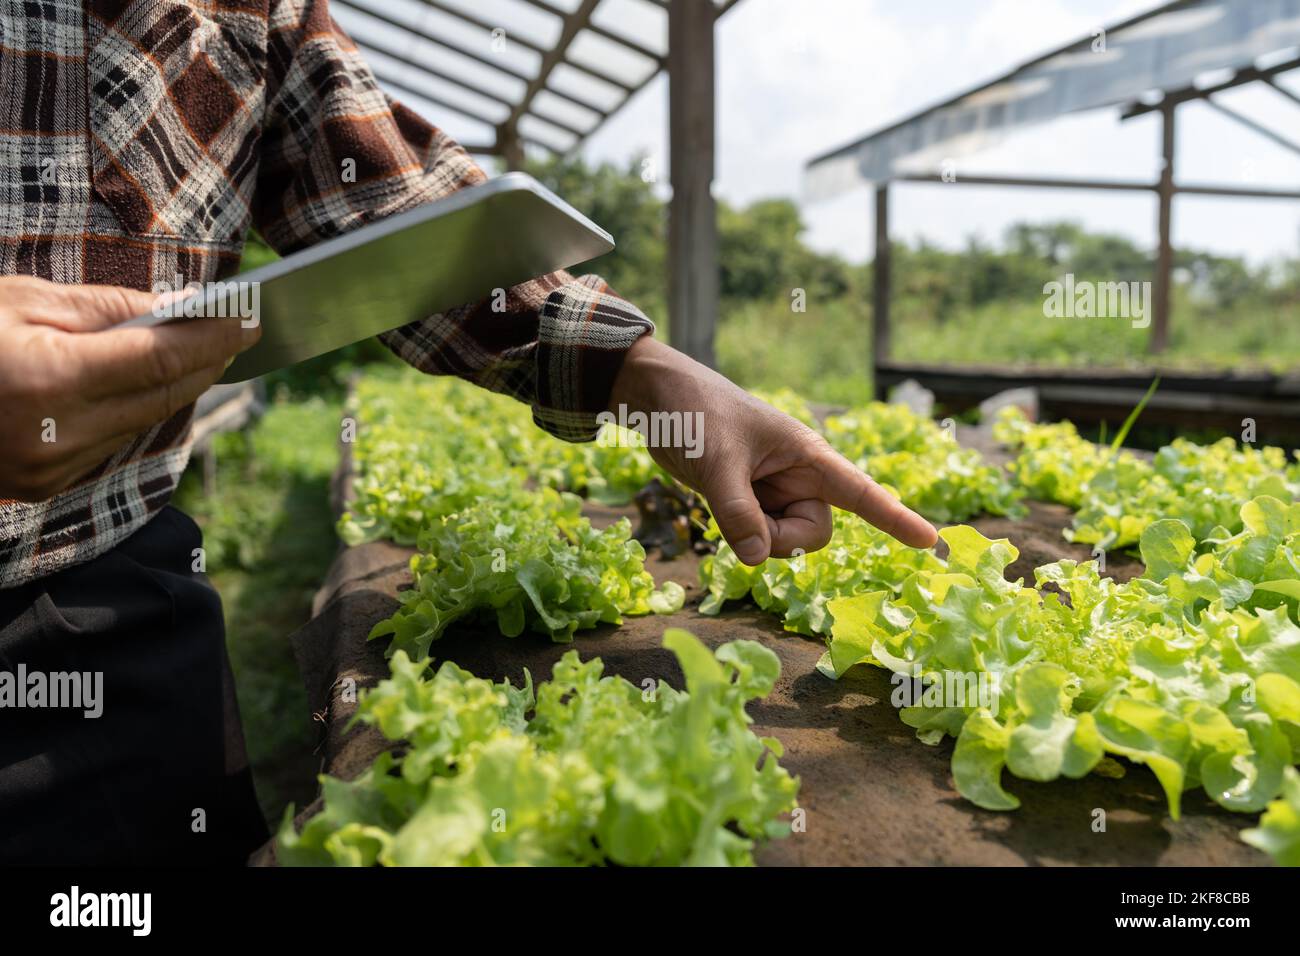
[0,507,268,865]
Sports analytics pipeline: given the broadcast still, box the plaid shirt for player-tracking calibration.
[0,0,653,589]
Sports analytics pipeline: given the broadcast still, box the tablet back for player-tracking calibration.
[119,173,614,383]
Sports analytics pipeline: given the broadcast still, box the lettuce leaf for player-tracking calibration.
[279,631,799,867]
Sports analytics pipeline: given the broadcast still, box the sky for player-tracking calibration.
[348,0,1300,267]
[571,0,1300,266]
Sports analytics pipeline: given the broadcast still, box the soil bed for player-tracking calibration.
[262,480,1264,866]
[253,419,1268,866]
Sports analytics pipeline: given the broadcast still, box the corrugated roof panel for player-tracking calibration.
[518,112,579,152]
[432,0,566,48]
[547,61,627,111]
[805,0,1300,198]
[567,28,658,87]
[590,0,668,57]
[532,88,605,131]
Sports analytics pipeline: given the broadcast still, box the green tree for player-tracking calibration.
[524,153,666,317]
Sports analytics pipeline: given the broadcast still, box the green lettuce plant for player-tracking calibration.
[339,369,662,548]
[278,629,800,867]
[369,490,684,658]
[996,406,1299,549]
[827,403,1025,522]
[824,496,1300,863]
[699,509,943,636]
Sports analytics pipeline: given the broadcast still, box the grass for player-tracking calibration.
[716,289,1300,409]
[173,395,342,824]
[890,291,1300,371]
[717,296,874,406]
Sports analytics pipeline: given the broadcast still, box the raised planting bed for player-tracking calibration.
[255,475,1264,867]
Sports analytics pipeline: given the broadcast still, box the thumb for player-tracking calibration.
[703,465,772,566]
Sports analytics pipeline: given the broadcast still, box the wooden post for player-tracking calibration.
[667,0,718,367]
[497,123,524,172]
[872,183,892,377]
[1151,103,1175,354]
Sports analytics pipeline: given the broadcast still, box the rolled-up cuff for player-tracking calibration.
[532,275,655,442]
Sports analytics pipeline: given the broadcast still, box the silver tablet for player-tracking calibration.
[119,172,615,383]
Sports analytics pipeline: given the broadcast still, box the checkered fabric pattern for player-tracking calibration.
[0,0,653,589]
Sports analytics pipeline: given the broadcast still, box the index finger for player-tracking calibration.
[816,448,939,549]
[71,317,261,399]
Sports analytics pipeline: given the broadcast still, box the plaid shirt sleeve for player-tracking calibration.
[252,0,653,441]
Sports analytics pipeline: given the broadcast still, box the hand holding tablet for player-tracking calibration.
[118,173,614,384]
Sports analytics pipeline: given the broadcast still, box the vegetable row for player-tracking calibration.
[311,369,1300,865]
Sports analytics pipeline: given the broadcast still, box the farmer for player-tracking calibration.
[0,0,936,865]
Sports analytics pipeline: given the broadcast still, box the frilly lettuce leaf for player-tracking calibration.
[824,495,1300,861]
[825,403,1025,522]
[996,406,1300,550]
[1242,766,1300,866]
[368,490,678,657]
[280,632,799,867]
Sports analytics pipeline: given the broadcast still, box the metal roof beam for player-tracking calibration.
[445,0,639,98]
[351,32,515,111]
[895,172,1153,191]
[561,0,744,155]
[892,171,1300,200]
[361,38,587,139]
[372,65,559,153]
[1120,55,1300,119]
[513,0,665,65]
[1262,75,1300,109]
[336,0,532,82]
[340,0,747,160]
[411,0,551,56]
[504,0,604,135]
[336,0,612,122]
[365,63,505,129]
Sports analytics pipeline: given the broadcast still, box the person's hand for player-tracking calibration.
[0,276,261,502]
[608,336,938,565]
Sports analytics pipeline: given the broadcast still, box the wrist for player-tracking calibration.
[609,334,674,414]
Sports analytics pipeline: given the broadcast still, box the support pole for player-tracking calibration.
[497,122,525,172]
[1151,103,1176,354]
[872,183,892,378]
[667,0,718,367]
